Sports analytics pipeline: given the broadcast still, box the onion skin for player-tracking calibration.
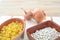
[22,8,46,22]
[21,8,33,20]
[33,10,46,23]
[24,10,33,20]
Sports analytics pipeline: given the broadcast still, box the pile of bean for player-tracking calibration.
[31,27,60,40]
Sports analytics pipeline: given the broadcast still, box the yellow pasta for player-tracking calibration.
[0,21,23,40]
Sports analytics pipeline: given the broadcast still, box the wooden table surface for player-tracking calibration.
[0,0,60,16]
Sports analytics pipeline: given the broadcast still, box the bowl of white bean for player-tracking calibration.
[27,20,60,40]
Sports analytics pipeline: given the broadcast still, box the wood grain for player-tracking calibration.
[0,0,60,16]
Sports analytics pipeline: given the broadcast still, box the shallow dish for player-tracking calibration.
[27,20,60,40]
[0,18,25,40]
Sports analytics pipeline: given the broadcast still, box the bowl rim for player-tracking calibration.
[0,18,25,40]
[27,20,60,40]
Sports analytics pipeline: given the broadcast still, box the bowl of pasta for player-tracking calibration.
[0,18,25,40]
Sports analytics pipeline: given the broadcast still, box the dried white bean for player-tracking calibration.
[31,27,60,40]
